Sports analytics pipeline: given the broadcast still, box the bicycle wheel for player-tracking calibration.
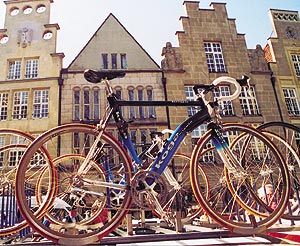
[258,122,300,221]
[15,123,133,245]
[0,129,35,236]
[161,153,208,224]
[36,154,108,226]
[190,123,290,234]
[225,130,299,220]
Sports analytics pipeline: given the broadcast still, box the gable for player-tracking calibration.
[68,13,160,71]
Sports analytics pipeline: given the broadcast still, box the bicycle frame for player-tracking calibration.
[77,82,245,195]
[107,94,212,175]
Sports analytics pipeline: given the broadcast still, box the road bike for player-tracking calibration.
[14,70,290,245]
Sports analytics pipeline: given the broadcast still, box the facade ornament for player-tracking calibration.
[17,27,33,48]
[286,26,298,39]
[248,44,269,71]
[161,42,183,70]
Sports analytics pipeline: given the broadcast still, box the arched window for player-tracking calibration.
[93,87,100,120]
[146,86,155,118]
[128,87,135,119]
[73,88,80,121]
[137,86,144,119]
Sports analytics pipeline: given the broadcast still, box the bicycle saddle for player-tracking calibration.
[84,69,126,83]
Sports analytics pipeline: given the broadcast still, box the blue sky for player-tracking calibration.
[0,0,299,67]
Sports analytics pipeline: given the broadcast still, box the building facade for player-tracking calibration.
[265,9,300,126]
[60,14,168,153]
[0,0,63,133]
[161,1,295,154]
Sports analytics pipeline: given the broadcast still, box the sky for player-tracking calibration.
[0,0,300,67]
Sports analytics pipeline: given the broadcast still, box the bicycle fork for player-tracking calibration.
[209,123,246,178]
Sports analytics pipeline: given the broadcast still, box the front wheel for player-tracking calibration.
[190,123,290,234]
[15,123,133,245]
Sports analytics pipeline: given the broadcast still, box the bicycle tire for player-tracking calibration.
[258,121,300,221]
[225,130,300,220]
[190,123,290,234]
[15,123,133,245]
[0,129,35,236]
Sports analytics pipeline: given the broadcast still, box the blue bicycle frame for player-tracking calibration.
[107,94,212,176]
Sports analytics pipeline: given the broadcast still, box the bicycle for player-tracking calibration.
[15,70,290,245]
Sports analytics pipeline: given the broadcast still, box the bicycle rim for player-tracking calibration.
[258,121,300,221]
[0,129,35,236]
[15,123,133,245]
[190,123,290,234]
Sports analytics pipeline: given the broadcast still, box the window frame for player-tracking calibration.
[213,85,234,116]
[102,53,108,69]
[239,86,260,116]
[25,59,39,79]
[12,91,29,119]
[283,87,300,116]
[33,89,49,119]
[8,60,21,80]
[0,92,9,121]
[111,53,117,69]
[291,54,300,77]
[204,42,226,73]
[120,54,127,69]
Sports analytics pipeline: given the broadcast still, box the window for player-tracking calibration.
[291,54,300,77]
[185,86,207,141]
[140,130,147,153]
[73,89,80,120]
[12,91,28,119]
[73,133,91,156]
[43,31,53,40]
[115,89,122,100]
[0,136,5,167]
[111,53,117,69]
[0,35,9,44]
[213,86,234,116]
[25,59,38,79]
[239,86,260,116]
[93,89,100,120]
[138,88,144,119]
[33,90,49,118]
[130,130,137,150]
[83,89,90,120]
[185,86,197,116]
[147,88,155,118]
[283,88,300,116]
[102,54,108,69]
[0,93,8,121]
[8,60,21,80]
[8,135,28,167]
[204,42,226,73]
[121,54,127,69]
[128,88,135,119]
[115,88,122,115]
